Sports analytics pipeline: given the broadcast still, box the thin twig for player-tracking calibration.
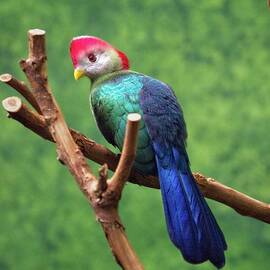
[97,164,108,195]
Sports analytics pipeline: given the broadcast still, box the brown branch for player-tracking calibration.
[97,164,108,194]
[2,94,270,225]
[5,28,144,270]
[94,114,143,270]
[2,96,51,140]
[0,73,41,113]
[1,95,157,188]
[110,113,141,194]
[194,173,270,223]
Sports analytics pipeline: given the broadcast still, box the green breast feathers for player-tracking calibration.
[90,72,156,175]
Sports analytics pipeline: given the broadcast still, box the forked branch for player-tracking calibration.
[2,95,270,224]
[1,29,144,270]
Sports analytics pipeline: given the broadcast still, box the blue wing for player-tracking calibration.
[139,77,227,268]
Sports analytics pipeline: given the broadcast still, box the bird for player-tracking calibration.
[69,36,227,268]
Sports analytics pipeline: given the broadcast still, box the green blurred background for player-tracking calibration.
[1,1,270,269]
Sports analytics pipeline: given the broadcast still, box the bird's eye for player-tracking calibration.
[88,53,97,63]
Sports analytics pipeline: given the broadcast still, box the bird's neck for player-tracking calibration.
[91,70,134,89]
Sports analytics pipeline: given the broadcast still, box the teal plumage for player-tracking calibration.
[91,71,156,175]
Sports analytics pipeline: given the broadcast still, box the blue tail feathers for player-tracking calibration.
[154,143,227,269]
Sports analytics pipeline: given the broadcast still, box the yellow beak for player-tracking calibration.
[74,68,85,80]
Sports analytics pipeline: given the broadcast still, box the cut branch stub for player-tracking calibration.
[2,96,22,113]
[28,29,46,59]
[1,97,51,140]
[20,30,55,119]
[97,163,108,195]
[95,113,141,207]
[110,113,141,194]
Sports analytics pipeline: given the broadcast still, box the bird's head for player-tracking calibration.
[70,36,129,80]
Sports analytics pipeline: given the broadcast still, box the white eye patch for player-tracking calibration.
[76,48,121,78]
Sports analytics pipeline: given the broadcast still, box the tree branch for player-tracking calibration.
[2,93,270,225]
[194,173,270,223]
[1,92,158,188]
[94,115,144,270]
[0,73,41,113]
[110,113,141,195]
[2,96,51,140]
[1,29,144,270]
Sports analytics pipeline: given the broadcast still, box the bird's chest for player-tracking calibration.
[90,76,157,175]
[90,77,143,146]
